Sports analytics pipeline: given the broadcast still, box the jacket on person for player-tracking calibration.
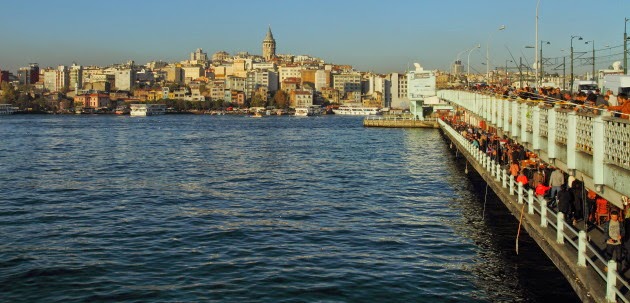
[603,219,626,243]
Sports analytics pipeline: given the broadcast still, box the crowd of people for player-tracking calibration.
[446,116,630,270]
[464,84,630,119]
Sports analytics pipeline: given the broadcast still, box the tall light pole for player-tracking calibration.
[624,17,628,75]
[585,40,595,81]
[487,25,506,84]
[540,41,550,86]
[505,59,513,84]
[570,35,583,93]
[467,44,481,84]
[534,0,542,87]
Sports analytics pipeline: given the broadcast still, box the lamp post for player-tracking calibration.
[466,44,481,85]
[570,35,583,93]
[585,40,595,81]
[487,25,506,84]
[540,41,550,86]
[624,17,628,75]
[535,0,540,88]
[505,60,513,84]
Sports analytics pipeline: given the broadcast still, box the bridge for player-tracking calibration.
[437,89,630,303]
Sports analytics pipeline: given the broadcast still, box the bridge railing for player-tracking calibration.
[438,90,630,211]
[439,118,629,303]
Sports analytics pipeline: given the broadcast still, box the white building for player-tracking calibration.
[69,63,83,90]
[388,73,409,109]
[315,70,329,91]
[182,66,203,83]
[407,63,437,120]
[279,65,302,82]
[114,69,135,91]
[332,72,361,95]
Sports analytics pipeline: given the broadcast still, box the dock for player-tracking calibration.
[438,89,630,303]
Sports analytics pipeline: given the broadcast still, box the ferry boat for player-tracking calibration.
[115,106,130,115]
[295,106,323,117]
[0,104,18,115]
[130,104,166,116]
[332,105,381,116]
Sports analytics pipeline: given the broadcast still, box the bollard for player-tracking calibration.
[509,175,515,195]
[577,231,587,267]
[557,212,565,244]
[517,182,524,204]
[502,170,507,188]
[541,200,548,228]
[606,260,617,302]
[528,189,534,214]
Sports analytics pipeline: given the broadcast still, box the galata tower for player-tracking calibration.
[262,26,276,61]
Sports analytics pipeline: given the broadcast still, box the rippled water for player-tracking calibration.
[0,115,578,302]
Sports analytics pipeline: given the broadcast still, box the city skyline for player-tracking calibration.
[1,0,629,74]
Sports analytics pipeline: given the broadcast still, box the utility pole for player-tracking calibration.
[563,57,566,90]
[520,57,523,88]
[625,18,628,75]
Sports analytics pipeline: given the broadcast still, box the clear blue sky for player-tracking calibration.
[1,0,628,75]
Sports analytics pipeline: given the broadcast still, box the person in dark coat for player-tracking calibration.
[557,184,574,222]
[570,181,584,225]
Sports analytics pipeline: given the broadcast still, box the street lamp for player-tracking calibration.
[540,41,550,86]
[585,40,595,81]
[505,60,513,84]
[487,25,506,84]
[625,17,629,74]
[466,44,481,84]
[570,35,583,93]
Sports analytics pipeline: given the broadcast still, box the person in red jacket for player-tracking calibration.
[516,170,529,189]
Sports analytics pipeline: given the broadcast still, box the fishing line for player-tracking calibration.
[516,202,526,255]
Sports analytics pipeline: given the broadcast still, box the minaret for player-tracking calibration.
[262,26,276,61]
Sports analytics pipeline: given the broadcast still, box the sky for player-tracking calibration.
[1,0,628,75]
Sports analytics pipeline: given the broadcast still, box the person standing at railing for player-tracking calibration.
[558,184,574,223]
[604,210,625,271]
[548,168,565,208]
[608,93,629,119]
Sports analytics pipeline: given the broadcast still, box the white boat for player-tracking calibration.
[333,105,380,116]
[0,104,18,115]
[294,106,322,117]
[130,104,166,116]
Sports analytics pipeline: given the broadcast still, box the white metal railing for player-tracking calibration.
[439,118,629,303]
[364,115,438,121]
[539,107,549,137]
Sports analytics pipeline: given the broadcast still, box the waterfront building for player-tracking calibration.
[81,66,103,85]
[407,63,437,120]
[262,26,276,61]
[182,66,203,84]
[114,69,135,91]
[314,69,331,91]
[332,72,361,99]
[252,62,276,71]
[290,90,313,108]
[84,74,114,92]
[17,63,39,85]
[320,87,340,104]
[164,65,183,83]
[281,77,300,92]
[74,93,110,109]
[225,76,246,92]
[210,80,226,101]
[387,73,409,109]
[279,65,302,83]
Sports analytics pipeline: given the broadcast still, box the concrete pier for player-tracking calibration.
[363,116,439,128]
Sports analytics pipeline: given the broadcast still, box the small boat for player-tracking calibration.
[251,112,263,118]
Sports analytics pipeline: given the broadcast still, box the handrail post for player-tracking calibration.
[495,162,501,181]
[490,160,495,176]
[577,231,587,267]
[606,260,617,302]
[541,199,548,227]
[518,182,524,204]
[557,212,565,244]
[502,170,507,188]
[509,175,515,195]
[528,189,534,214]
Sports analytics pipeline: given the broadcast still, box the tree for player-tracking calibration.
[0,82,17,104]
[250,93,265,107]
[273,90,289,109]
